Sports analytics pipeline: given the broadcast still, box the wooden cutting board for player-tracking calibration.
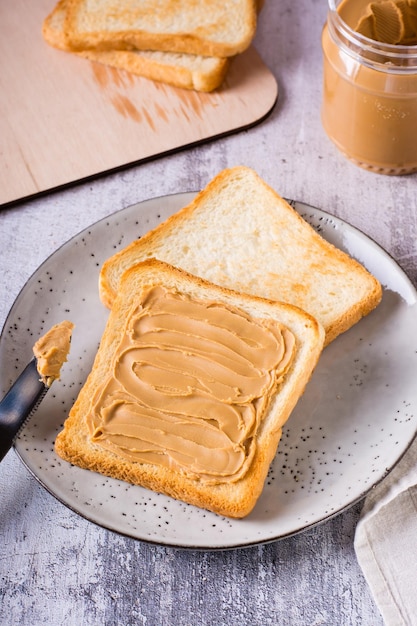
[0,0,278,207]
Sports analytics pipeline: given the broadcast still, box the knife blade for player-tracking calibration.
[0,358,48,462]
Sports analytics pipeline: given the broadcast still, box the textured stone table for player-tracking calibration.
[1,1,416,624]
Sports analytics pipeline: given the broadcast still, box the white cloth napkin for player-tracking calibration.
[354,437,417,626]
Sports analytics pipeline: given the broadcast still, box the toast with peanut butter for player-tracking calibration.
[55,259,325,518]
[43,0,229,92]
[63,0,257,57]
[99,167,382,346]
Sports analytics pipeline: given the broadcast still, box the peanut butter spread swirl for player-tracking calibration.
[355,0,417,45]
[87,286,295,484]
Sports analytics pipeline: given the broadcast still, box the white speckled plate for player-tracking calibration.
[1,194,416,550]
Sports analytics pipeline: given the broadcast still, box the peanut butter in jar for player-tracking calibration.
[322,0,417,175]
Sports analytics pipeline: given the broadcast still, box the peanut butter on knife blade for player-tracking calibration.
[33,320,74,387]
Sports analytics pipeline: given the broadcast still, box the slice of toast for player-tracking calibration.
[63,0,257,57]
[55,259,325,518]
[99,167,382,346]
[43,0,229,92]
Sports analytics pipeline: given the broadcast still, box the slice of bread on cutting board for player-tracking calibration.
[63,0,258,57]
[55,259,325,518]
[43,0,229,92]
[99,167,382,346]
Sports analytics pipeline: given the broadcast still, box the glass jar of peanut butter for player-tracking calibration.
[322,0,417,175]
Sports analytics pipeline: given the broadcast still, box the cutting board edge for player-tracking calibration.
[0,87,278,210]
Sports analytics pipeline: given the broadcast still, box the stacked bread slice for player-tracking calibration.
[100,166,382,346]
[42,0,259,91]
[55,167,382,517]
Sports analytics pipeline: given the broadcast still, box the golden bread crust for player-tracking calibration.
[63,0,257,57]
